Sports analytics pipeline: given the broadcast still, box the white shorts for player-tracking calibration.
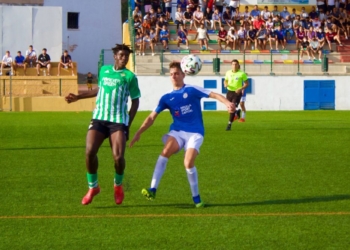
[162,130,204,153]
[241,96,246,102]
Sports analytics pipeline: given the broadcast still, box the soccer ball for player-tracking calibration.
[180,54,202,76]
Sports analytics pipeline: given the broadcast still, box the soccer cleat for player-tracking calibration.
[234,114,238,121]
[142,188,156,200]
[238,118,245,123]
[81,186,100,205]
[195,201,205,208]
[226,124,231,131]
[114,184,124,205]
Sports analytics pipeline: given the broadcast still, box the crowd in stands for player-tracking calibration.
[0,45,74,76]
[133,0,350,58]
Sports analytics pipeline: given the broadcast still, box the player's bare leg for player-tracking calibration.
[239,101,246,122]
[109,130,127,205]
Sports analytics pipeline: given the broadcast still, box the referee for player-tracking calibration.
[224,59,249,131]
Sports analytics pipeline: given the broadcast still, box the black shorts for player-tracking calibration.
[89,119,129,140]
[37,63,49,68]
[226,90,242,106]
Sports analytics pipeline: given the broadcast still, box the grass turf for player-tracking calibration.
[0,111,350,249]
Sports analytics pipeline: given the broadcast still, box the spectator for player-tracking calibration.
[332,23,348,40]
[273,15,282,29]
[177,24,190,49]
[207,0,214,11]
[149,8,157,26]
[152,0,160,12]
[312,17,322,29]
[156,6,165,20]
[142,31,156,56]
[274,25,286,50]
[142,15,151,35]
[261,6,271,21]
[193,6,204,29]
[203,6,213,29]
[58,50,74,76]
[184,6,194,30]
[200,0,207,13]
[159,25,170,50]
[296,26,307,49]
[293,15,302,33]
[327,0,336,13]
[304,17,314,31]
[36,48,51,76]
[247,25,258,50]
[309,6,318,20]
[144,0,152,13]
[300,37,311,60]
[290,8,297,20]
[133,6,142,18]
[164,0,172,18]
[253,15,265,30]
[86,72,93,91]
[232,7,243,29]
[256,24,268,50]
[229,0,240,15]
[0,51,13,76]
[283,15,294,40]
[217,25,228,49]
[339,0,346,9]
[265,16,274,30]
[250,5,260,19]
[272,5,280,18]
[156,15,167,35]
[309,36,323,61]
[135,30,143,55]
[134,0,142,9]
[237,25,247,51]
[325,26,344,51]
[268,28,278,50]
[134,15,142,31]
[308,26,317,40]
[316,27,326,48]
[300,7,309,27]
[226,27,237,50]
[317,0,326,13]
[215,0,225,13]
[175,6,184,30]
[318,8,326,23]
[223,7,233,28]
[150,28,158,53]
[212,8,222,30]
[243,6,250,22]
[177,0,187,12]
[280,6,290,20]
[193,23,210,50]
[25,45,37,67]
[13,51,26,76]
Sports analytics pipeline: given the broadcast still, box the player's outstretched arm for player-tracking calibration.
[209,92,235,113]
[129,111,158,147]
[65,87,99,103]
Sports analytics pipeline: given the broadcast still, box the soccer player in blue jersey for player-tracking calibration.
[130,62,234,208]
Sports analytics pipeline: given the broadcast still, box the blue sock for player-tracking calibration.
[150,188,157,193]
[193,195,201,204]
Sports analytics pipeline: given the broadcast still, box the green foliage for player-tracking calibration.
[1,111,350,249]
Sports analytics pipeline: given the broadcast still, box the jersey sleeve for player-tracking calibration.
[129,75,141,100]
[47,55,51,61]
[224,71,229,81]
[189,85,211,98]
[242,72,248,82]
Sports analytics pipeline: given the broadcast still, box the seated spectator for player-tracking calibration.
[232,7,243,29]
[177,24,189,49]
[134,15,142,31]
[142,17,151,35]
[175,6,184,30]
[36,48,51,76]
[318,8,326,23]
[152,0,160,13]
[133,6,142,18]
[188,0,198,12]
[283,16,294,40]
[247,25,258,50]
[237,26,247,51]
[332,23,348,41]
[226,27,237,50]
[142,31,156,56]
[308,26,317,40]
[250,5,260,20]
[86,72,93,90]
[193,6,204,29]
[339,0,346,9]
[261,6,271,21]
[273,15,282,29]
[309,36,323,61]
[290,8,297,20]
[58,50,74,76]
[149,8,157,26]
[135,31,144,55]
[13,51,26,76]
[300,7,309,27]
[268,28,277,50]
[274,25,286,50]
[177,0,187,12]
[212,8,222,30]
[203,7,213,29]
[156,15,167,35]
[280,6,290,20]
[296,26,307,50]
[300,37,311,60]
[309,6,318,20]
[217,25,228,50]
[312,17,322,29]
[134,0,142,9]
[229,0,240,15]
[316,27,326,48]
[159,25,169,50]
[304,17,313,31]
[156,6,165,20]
[25,45,36,67]
[253,15,265,30]
[144,0,152,13]
[184,6,194,30]
[243,6,250,23]
[272,5,280,19]
[293,15,302,33]
[265,16,274,30]
[223,7,233,28]
[256,24,268,50]
[0,51,13,76]
[325,27,343,52]
[193,23,210,50]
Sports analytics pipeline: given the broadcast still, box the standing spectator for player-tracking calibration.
[86,72,93,91]
[193,6,204,29]
[193,23,210,50]
[159,25,170,50]
[178,0,187,12]
[317,0,326,13]
[280,6,290,20]
[175,6,184,30]
[164,0,172,18]
[272,5,280,18]
[13,51,27,76]
[36,48,51,76]
[212,8,222,30]
[283,16,294,40]
[203,6,213,29]
[177,24,190,49]
[237,25,247,51]
[207,0,215,10]
[309,36,323,61]
[0,51,13,76]
[327,0,336,13]
[250,5,260,19]
[247,25,257,50]
[152,0,160,12]
[300,37,311,60]
[144,0,152,13]
[217,25,228,49]
[25,45,36,67]
[226,27,237,50]
[58,50,74,76]
[229,0,240,16]
[215,0,225,13]
[200,0,207,13]
[184,6,194,30]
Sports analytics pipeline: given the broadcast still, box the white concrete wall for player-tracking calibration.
[137,76,350,111]
[44,0,122,75]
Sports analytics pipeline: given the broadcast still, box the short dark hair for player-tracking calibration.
[64,50,68,53]
[43,48,47,51]
[111,44,133,55]
[169,61,182,72]
[17,51,21,53]
[231,59,240,64]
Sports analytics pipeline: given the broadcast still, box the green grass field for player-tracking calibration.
[1,111,350,249]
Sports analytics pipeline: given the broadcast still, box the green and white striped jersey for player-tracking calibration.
[92,65,141,124]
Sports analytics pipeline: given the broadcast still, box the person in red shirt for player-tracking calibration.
[217,25,228,50]
[325,27,343,51]
[253,16,265,30]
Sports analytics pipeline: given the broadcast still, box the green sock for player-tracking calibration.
[87,173,98,188]
[114,173,124,186]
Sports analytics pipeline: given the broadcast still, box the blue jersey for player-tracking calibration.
[15,55,25,64]
[155,84,211,136]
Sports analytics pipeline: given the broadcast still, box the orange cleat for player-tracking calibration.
[234,115,238,121]
[114,185,124,205]
[238,118,245,123]
[81,186,100,205]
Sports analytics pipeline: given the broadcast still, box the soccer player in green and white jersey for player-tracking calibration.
[65,44,141,205]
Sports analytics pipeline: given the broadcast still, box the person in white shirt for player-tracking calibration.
[193,23,210,50]
[229,0,240,15]
[261,6,271,21]
[132,6,142,18]
[226,27,237,50]
[237,26,247,51]
[25,45,37,67]
[327,0,335,13]
[212,8,222,30]
[0,51,13,76]
[175,7,184,30]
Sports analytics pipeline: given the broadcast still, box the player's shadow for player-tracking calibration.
[94,203,194,209]
[205,194,350,208]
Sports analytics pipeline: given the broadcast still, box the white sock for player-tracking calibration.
[150,155,168,189]
[242,111,246,119]
[186,167,199,197]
